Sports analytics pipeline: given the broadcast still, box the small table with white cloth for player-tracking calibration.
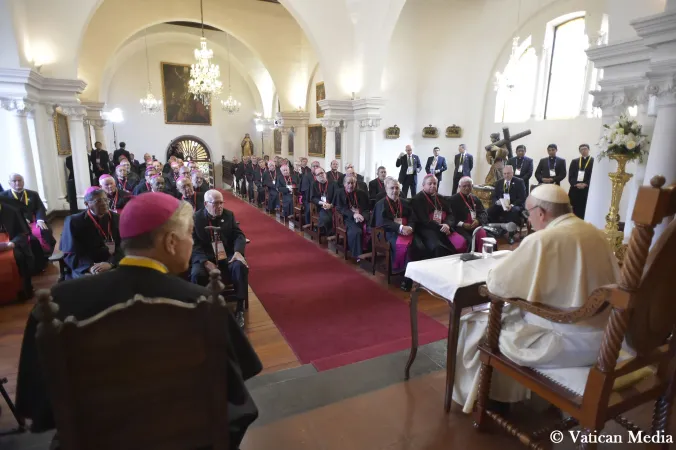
[403,250,511,412]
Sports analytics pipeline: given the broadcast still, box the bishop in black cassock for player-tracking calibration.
[410,175,458,258]
[310,169,337,234]
[60,187,124,279]
[335,174,371,259]
[99,174,132,214]
[16,192,261,448]
[449,178,489,253]
[276,166,300,218]
[0,196,34,296]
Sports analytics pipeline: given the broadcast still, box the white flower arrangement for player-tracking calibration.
[598,113,650,163]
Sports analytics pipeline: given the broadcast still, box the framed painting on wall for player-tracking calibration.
[54,111,72,156]
[274,129,282,155]
[335,129,342,159]
[161,62,212,126]
[288,127,294,156]
[316,82,325,118]
[308,124,326,158]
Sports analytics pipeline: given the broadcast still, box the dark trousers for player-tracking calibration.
[487,204,523,226]
[452,174,463,195]
[255,183,265,205]
[247,178,255,202]
[281,193,294,217]
[267,190,280,213]
[318,208,333,234]
[346,220,368,258]
[418,227,456,258]
[569,187,589,219]
[191,260,248,311]
[401,175,416,198]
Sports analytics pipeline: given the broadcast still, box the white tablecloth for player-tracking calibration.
[404,251,511,301]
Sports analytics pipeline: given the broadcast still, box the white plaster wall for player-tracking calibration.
[105,42,258,170]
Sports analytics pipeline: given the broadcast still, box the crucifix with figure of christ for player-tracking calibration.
[484,126,531,161]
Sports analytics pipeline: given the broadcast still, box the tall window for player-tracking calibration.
[544,17,589,119]
[494,37,537,123]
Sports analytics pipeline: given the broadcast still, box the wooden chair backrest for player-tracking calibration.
[372,227,389,251]
[622,177,676,356]
[35,273,230,450]
[310,203,319,221]
[334,210,346,231]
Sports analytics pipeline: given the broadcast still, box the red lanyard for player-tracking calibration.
[285,175,293,185]
[145,181,151,191]
[119,179,127,191]
[331,171,338,180]
[460,193,476,211]
[259,168,264,178]
[386,197,402,218]
[186,192,197,211]
[318,182,327,196]
[269,170,276,183]
[377,178,384,190]
[345,189,358,210]
[87,210,112,241]
[423,192,441,210]
[108,191,118,211]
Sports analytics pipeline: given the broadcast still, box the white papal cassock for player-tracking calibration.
[453,213,620,413]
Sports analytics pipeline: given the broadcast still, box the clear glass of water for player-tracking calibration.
[482,242,494,258]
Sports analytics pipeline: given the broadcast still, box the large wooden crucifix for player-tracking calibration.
[484,126,531,160]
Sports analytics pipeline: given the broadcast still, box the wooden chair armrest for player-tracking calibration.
[478,284,612,324]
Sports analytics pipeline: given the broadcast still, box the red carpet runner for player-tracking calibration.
[223,191,448,371]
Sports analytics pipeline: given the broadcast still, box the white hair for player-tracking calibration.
[384,176,399,189]
[205,189,223,202]
[458,176,473,186]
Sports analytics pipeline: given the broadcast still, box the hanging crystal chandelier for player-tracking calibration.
[188,0,222,108]
[221,33,240,114]
[140,28,162,114]
[494,36,520,92]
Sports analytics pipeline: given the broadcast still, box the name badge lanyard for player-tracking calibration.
[579,157,591,171]
[285,175,294,189]
[548,158,556,172]
[460,192,477,220]
[208,218,226,262]
[318,181,328,201]
[386,196,402,219]
[87,210,113,243]
[377,178,384,191]
[346,189,359,212]
[12,190,28,206]
[424,192,443,223]
[120,179,127,191]
[503,181,511,194]
[270,170,277,184]
[109,191,119,212]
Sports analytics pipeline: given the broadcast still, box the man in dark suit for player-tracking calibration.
[191,189,248,328]
[176,176,205,212]
[90,141,110,180]
[452,144,473,194]
[15,192,261,448]
[310,166,337,235]
[568,143,594,219]
[335,173,371,260]
[396,144,422,198]
[368,166,387,204]
[535,144,567,186]
[112,141,131,166]
[59,187,124,279]
[487,165,526,243]
[507,144,534,192]
[425,147,448,191]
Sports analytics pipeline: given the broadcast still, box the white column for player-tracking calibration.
[359,118,380,182]
[641,86,676,240]
[92,119,108,150]
[33,103,68,211]
[583,94,628,228]
[321,119,339,164]
[280,127,290,158]
[263,129,274,157]
[1,99,38,190]
[62,105,91,209]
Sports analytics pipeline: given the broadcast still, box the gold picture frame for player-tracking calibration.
[274,129,282,155]
[54,111,72,156]
[308,124,326,158]
[446,124,463,138]
[161,62,212,126]
[422,124,439,138]
[316,81,325,118]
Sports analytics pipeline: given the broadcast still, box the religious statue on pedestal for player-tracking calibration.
[241,133,254,157]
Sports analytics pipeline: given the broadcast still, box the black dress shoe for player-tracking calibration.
[235,311,245,329]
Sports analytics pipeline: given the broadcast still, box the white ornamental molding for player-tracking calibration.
[59,105,88,120]
[359,118,381,130]
[0,98,35,116]
[279,126,292,135]
[320,118,342,131]
[647,77,676,99]
[90,118,107,129]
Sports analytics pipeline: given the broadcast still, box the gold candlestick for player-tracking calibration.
[604,153,633,260]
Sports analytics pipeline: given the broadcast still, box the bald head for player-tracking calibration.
[205,189,224,217]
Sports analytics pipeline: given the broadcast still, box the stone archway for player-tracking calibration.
[166,135,212,162]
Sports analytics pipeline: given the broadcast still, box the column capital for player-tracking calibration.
[320,118,342,131]
[279,126,292,136]
[0,98,35,116]
[360,118,381,130]
[647,76,676,106]
[60,105,88,120]
[276,111,310,128]
[90,118,108,129]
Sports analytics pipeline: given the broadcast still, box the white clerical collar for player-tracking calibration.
[120,255,169,272]
[546,213,577,230]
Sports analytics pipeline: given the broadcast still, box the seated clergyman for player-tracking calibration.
[99,174,132,214]
[191,190,249,328]
[453,184,620,414]
[310,166,336,235]
[150,174,166,193]
[300,161,321,223]
[176,176,204,212]
[132,166,157,195]
[487,165,526,244]
[0,196,34,297]
[410,174,458,258]
[369,166,387,203]
[253,159,267,207]
[1,174,56,273]
[263,161,279,213]
[60,187,124,279]
[118,159,140,189]
[276,164,299,219]
[16,192,262,448]
[335,173,371,261]
[114,164,135,194]
[449,176,489,252]
[191,169,209,194]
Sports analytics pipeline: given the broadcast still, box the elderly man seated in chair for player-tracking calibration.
[452,184,620,414]
[310,166,336,236]
[449,176,489,252]
[335,173,371,261]
[486,165,526,244]
[191,189,248,328]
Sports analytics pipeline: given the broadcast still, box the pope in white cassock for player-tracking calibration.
[453,184,620,413]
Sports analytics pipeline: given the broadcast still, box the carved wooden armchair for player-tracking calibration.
[306,203,322,243]
[35,271,231,450]
[334,210,349,260]
[292,193,305,230]
[475,176,676,450]
[371,226,396,285]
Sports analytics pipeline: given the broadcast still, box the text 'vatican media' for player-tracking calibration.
[549,430,673,445]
